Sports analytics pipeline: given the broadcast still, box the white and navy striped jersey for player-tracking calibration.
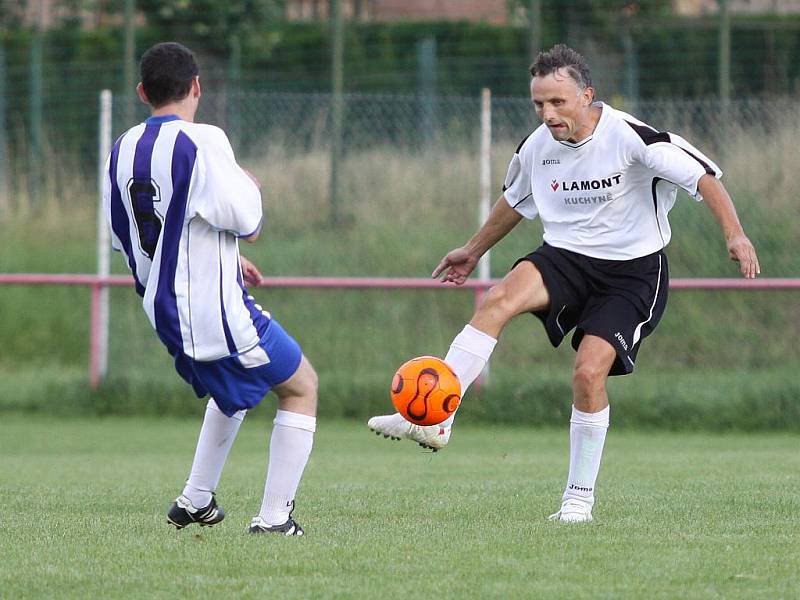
[503,102,721,260]
[102,115,265,361]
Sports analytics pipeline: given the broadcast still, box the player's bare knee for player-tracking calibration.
[572,362,607,397]
[477,283,517,321]
[275,357,317,402]
[294,359,318,399]
[303,361,319,396]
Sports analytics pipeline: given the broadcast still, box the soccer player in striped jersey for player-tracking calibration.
[103,42,315,536]
[368,44,760,523]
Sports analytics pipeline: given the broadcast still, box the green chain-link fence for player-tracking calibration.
[1,2,798,423]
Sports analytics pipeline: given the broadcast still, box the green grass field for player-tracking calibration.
[1,416,798,599]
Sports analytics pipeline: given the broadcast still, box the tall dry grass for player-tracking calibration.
[2,113,796,274]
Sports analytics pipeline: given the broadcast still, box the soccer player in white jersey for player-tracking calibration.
[103,42,316,536]
[368,44,760,523]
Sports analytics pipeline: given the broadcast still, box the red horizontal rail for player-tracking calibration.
[3,272,796,391]
[0,273,799,290]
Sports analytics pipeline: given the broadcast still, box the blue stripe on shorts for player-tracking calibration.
[171,319,303,417]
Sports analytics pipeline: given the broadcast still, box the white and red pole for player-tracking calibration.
[475,87,492,387]
[92,90,113,388]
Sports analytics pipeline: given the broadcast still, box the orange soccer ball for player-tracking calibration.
[390,356,462,426]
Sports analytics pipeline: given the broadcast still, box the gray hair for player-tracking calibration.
[530,44,593,90]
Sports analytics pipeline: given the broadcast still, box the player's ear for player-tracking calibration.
[583,86,595,106]
[136,82,150,106]
[192,76,202,99]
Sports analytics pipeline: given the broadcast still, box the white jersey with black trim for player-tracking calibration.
[102,115,265,361]
[502,102,721,260]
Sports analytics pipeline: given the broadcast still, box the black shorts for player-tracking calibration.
[515,244,669,376]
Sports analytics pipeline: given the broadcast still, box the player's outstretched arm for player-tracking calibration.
[432,195,523,285]
[697,174,760,279]
[240,255,264,288]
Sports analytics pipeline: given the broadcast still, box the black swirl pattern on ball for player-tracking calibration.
[442,394,460,414]
[406,367,439,421]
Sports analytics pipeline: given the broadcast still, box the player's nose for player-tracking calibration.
[542,106,557,122]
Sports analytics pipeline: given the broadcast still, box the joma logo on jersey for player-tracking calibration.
[556,174,622,192]
[542,158,560,165]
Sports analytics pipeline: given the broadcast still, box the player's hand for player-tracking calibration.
[432,247,480,285]
[726,233,760,279]
[240,255,264,288]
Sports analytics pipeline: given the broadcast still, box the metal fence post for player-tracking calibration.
[529,0,542,58]
[718,0,731,103]
[89,282,102,389]
[476,88,492,388]
[95,90,113,388]
[123,0,136,127]
[417,36,437,147]
[330,0,344,225]
[478,88,492,284]
[718,0,731,142]
[622,25,639,111]
[29,21,44,208]
[0,39,8,212]
[228,35,242,151]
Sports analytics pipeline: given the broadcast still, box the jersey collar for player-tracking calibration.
[145,114,182,125]
[557,102,607,149]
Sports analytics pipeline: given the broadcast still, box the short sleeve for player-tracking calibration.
[502,136,538,220]
[643,133,722,202]
[193,129,263,237]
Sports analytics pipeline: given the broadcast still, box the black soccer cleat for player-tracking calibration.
[248,500,304,536]
[248,516,304,536]
[167,494,225,530]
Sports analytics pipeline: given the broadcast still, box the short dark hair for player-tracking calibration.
[530,44,592,90]
[139,42,199,108]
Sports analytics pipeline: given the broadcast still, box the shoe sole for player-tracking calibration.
[369,427,441,451]
[167,517,221,530]
[417,442,440,452]
[368,427,442,452]
[369,427,401,441]
[547,514,593,524]
[248,527,304,536]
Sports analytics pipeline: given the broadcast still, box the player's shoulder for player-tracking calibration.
[176,122,231,147]
[514,124,550,158]
[603,104,670,147]
[117,123,146,146]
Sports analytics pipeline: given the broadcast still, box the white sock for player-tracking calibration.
[438,324,497,428]
[562,405,610,508]
[259,410,316,526]
[182,398,246,509]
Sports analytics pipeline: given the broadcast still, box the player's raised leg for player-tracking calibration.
[549,334,615,523]
[368,261,550,449]
[249,355,317,536]
[167,398,244,529]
